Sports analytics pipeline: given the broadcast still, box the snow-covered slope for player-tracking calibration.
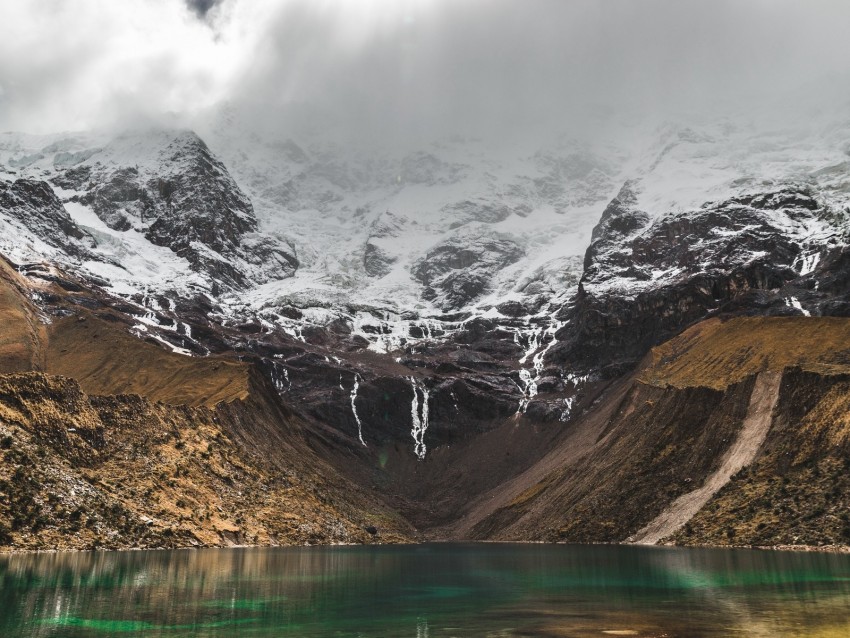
[0,120,639,356]
[201,124,628,326]
[2,108,850,427]
[545,114,850,380]
[0,129,297,297]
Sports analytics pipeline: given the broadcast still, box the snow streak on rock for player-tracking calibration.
[350,312,462,354]
[561,396,576,420]
[350,373,366,447]
[795,251,821,276]
[786,296,811,316]
[516,369,537,414]
[516,327,542,365]
[130,322,193,356]
[270,360,291,395]
[515,320,565,415]
[559,371,589,421]
[409,377,430,460]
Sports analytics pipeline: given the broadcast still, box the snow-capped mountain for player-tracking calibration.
[5,106,850,551]
[199,118,631,341]
[0,129,297,295]
[549,117,850,377]
[0,121,630,361]
[2,107,850,455]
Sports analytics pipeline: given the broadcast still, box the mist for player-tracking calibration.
[1,0,849,147]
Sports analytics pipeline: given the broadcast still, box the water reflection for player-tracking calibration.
[1,544,849,636]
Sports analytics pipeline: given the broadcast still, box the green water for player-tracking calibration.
[1,544,850,637]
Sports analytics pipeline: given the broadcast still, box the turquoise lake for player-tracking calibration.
[1,543,849,636]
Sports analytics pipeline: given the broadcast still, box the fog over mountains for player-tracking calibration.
[3,0,850,328]
[3,1,850,550]
[4,0,850,138]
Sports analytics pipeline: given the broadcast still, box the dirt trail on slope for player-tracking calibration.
[628,370,782,545]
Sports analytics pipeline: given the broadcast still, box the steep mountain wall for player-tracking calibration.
[552,187,850,376]
[457,317,850,547]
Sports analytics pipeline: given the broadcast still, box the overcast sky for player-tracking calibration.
[1,0,849,143]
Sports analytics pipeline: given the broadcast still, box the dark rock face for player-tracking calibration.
[363,241,394,277]
[240,234,299,280]
[582,181,649,271]
[552,186,847,375]
[255,347,523,451]
[413,233,525,309]
[143,134,257,253]
[87,166,150,231]
[0,179,91,257]
[71,131,298,289]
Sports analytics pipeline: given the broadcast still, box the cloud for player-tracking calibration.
[1,0,849,141]
[186,0,221,18]
[0,0,230,133]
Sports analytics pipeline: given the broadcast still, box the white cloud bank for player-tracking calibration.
[1,0,849,142]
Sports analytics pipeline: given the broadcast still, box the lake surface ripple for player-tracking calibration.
[1,543,849,637]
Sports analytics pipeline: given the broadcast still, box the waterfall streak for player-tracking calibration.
[515,321,564,414]
[410,377,430,459]
[350,374,366,446]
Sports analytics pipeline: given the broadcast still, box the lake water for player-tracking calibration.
[1,543,849,637]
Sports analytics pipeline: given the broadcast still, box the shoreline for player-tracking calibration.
[2,539,849,556]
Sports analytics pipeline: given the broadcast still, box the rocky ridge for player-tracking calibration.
[552,183,850,376]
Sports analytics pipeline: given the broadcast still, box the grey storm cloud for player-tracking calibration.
[186,0,221,18]
[1,0,849,141]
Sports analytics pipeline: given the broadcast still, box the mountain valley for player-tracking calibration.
[2,113,850,550]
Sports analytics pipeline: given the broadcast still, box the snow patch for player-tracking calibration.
[785,296,811,316]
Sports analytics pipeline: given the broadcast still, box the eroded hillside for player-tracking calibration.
[452,317,850,548]
[0,261,411,550]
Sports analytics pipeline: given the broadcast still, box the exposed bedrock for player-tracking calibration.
[412,232,525,310]
[551,185,850,376]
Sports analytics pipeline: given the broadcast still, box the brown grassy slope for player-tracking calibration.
[672,368,850,547]
[641,316,850,389]
[0,258,45,374]
[0,262,413,550]
[0,372,412,550]
[468,378,756,542]
[45,314,248,407]
[0,258,246,407]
